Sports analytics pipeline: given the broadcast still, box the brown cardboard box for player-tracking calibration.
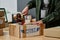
[9,24,15,36]
[9,24,21,38]
[14,24,20,38]
[0,17,5,29]
[0,29,3,36]
[0,11,4,17]
[9,23,45,38]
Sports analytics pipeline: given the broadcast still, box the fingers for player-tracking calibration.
[31,20,44,26]
[31,22,37,25]
[31,22,41,26]
[22,6,29,15]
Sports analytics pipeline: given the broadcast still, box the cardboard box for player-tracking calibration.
[0,10,4,17]
[9,23,21,38]
[9,24,15,36]
[14,24,21,38]
[0,29,3,36]
[9,23,45,38]
[0,17,5,29]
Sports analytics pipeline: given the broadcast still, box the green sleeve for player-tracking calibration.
[42,0,60,23]
[27,0,36,9]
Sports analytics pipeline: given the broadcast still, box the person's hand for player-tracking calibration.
[36,20,44,26]
[31,20,44,26]
[31,20,45,29]
[22,6,29,15]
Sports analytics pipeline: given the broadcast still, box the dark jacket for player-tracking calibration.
[27,0,60,28]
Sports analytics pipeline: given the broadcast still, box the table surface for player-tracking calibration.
[0,27,60,40]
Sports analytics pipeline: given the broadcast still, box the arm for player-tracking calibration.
[42,1,60,23]
[32,0,60,26]
[27,0,36,9]
[22,0,36,15]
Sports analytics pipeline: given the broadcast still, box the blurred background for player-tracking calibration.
[0,0,36,22]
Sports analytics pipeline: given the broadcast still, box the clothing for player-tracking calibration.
[41,0,49,18]
[27,0,60,28]
[41,10,46,18]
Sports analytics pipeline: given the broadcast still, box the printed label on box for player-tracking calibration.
[20,25,40,37]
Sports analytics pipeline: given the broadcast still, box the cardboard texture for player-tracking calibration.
[0,17,5,29]
[9,24,15,36]
[22,24,26,38]
[9,24,21,38]
[9,23,45,38]
[0,11,4,17]
[14,24,20,38]
[0,29,3,36]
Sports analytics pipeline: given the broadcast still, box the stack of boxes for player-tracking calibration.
[0,8,5,36]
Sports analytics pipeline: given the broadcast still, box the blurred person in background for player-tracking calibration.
[22,0,60,28]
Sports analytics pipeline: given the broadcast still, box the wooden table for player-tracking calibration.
[0,27,60,40]
[0,32,60,40]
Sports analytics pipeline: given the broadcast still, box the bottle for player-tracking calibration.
[24,15,32,24]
